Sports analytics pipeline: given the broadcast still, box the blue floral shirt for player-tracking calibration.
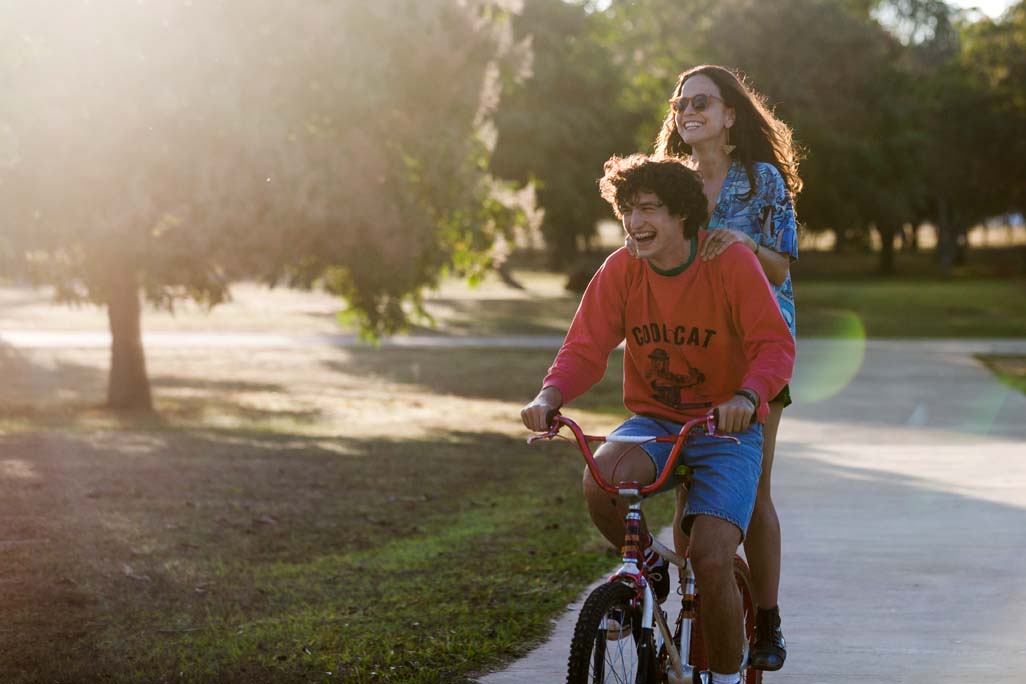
[707,160,798,337]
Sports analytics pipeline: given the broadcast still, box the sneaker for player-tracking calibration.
[749,606,786,671]
[647,556,671,604]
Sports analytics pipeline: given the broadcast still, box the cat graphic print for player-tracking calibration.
[645,348,711,411]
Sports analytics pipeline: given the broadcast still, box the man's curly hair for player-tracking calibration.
[598,154,708,238]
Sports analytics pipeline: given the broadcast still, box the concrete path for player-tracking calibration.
[480,338,1026,684]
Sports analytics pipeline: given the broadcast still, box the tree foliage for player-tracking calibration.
[485,0,1025,273]
[0,0,528,408]
[237,1,531,331]
[490,0,640,267]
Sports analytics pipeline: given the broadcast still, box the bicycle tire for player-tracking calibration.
[688,556,762,684]
[566,580,659,684]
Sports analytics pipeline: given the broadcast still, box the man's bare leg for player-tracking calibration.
[582,442,656,548]
[689,515,744,675]
[674,404,783,608]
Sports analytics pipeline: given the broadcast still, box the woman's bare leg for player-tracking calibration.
[744,403,783,607]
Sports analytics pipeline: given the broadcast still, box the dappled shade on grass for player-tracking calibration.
[0,344,658,683]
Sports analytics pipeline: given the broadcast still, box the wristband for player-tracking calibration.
[734,388,760,411]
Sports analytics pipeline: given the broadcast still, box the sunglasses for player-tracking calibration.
[668,93,724,113]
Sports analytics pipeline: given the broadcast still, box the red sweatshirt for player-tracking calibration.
[543,232,795,422]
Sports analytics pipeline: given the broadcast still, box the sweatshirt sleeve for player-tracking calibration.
[542,252,630,405]
[720,244,796,421]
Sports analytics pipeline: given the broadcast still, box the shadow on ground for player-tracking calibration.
[0,425,564,682]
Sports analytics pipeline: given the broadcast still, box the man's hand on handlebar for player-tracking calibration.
[713,393,757,433]
[521,386,563,432]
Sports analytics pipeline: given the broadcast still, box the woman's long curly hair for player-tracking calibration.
[654,65,803,199]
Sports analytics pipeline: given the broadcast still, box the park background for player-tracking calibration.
[1,0,1025,682]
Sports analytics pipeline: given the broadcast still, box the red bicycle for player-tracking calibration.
[528,413,762,684]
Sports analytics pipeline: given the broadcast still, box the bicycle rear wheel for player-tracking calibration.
[566,580,659,684]
[688,556,762,684]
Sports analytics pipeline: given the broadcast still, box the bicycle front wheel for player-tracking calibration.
[566,580,658,684]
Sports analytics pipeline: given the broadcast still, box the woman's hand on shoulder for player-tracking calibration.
[700,229,755,261]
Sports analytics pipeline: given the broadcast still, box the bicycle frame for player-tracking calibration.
[528,413,741,684]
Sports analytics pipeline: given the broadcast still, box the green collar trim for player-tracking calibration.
[649,238,697,276]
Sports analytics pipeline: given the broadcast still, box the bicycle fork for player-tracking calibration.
[666,556,699,684]
[617,496,700,684]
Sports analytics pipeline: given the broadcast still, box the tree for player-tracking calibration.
[959,1,1026,213]
[490,0,640,268]
[679,0,930,272]
[0,2,262,410]
[596,0,928,272]
[891,1,1026,275]
[599,0,718,146]
[0,0,527,410]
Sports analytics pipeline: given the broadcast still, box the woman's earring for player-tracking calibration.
[722,127,736,156]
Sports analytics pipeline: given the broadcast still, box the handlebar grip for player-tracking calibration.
[544,408,561,428]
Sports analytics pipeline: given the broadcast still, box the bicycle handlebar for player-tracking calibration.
[527,412,731,496]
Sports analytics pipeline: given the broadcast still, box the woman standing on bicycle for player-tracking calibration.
[645,64,803,672]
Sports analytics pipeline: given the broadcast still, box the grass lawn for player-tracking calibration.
[976,355,1026,396]
[0,344,674,684]
[795,279,1026,338]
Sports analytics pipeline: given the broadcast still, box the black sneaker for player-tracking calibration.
[749,606,786,671]
[647,556,670,604]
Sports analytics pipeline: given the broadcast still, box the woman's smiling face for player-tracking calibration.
[674,74,735,148]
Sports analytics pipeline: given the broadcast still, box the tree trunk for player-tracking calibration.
[901,222,918,253]
[876,223,898,275]
[935,198,955,279]
[106,269,153,411]
[495,260,525,290]
[953,225,968,267]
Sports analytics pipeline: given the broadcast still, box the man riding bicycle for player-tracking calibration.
[521,154,795,684]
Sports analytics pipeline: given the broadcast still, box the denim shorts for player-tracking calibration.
[770,383,792,408]
[608,415,763,538]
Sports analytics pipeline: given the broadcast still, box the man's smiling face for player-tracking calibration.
[621,191,689,269]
